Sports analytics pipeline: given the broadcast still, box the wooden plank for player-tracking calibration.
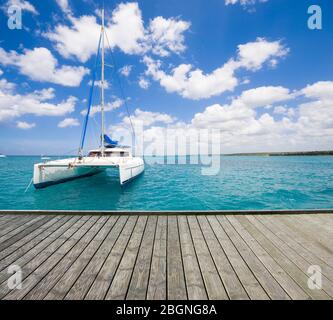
[245,215,333,298]
[0,216,70,271]
[217,215,290,300]
[42,216,117,300]
[197,216,249,300]
[275,216,333,266]
[177,216,207,300]
[24,216,110,300]
[236,215,330,300]
[0,216,100,300]
[207,216,268,300]
[0,216,61,256]
[105,216,148,300]
[0,215,25,229]
[0,215,64,258]
[256,215,333,283]
[289,215,333,251]
[146,216,167,300]
[167,215,187,300]
[64,216,127,300]
[0,215,46,241]
[126,216,158,300]
[85,216,137,300]
[0,215,33,237]
[0,216,54,253]
[187,216,228,300]
[0,216,82,287]
[227,216,309,300]
[0,213,331,301]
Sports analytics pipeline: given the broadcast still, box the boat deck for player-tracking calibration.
[0,212,332,300]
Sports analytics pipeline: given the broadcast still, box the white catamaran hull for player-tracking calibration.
[33,157,144,189]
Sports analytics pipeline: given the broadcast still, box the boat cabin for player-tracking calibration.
[88,148,131,158]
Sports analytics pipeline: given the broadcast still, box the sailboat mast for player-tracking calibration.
[101,7,105,156]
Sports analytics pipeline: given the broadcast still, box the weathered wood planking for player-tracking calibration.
[0,213,332,300]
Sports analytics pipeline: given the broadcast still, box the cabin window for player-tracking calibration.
[88,152,101,157]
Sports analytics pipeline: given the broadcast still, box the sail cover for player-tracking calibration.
[104,134,118,147]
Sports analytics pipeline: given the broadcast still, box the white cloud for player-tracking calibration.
[273,105,295,118]
[4,0,38,15]
[58,117,80,128]
[138,77,150,89]
[123,108,176,127]
[44,2,190,62]
[225,0,268,7]
[16,121,36,129]
[107,2,147,56]
[111,81,333,154]
[81,98,124,116]
[56,0,71,15]
[236,38,288,71]
[88,79,110,89]
[119,65,132,77]
[0,47,89,87]
[302,81,333,100]
[148,16,191,57]
[143,56,238,100]
[0,69,3,76]
[0,80,76,122]
[231,86,293,109]
[0,78,16,92]
[144,38,288,100]
[44,15,101,63]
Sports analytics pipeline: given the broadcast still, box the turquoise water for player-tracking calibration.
[0,156,332,211]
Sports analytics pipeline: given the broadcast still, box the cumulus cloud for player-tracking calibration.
[58,117,80,128]
[0,47,89,87]
[236,38,288,71]
[55,0,71,15]
[111,81,333,154]
[225,0,268,7]
[119,65,132,77]
[143,38,288,100]
[148,16,191,57]
[81,98,124,116]
[138,77,150,89]
[0,80,76,122]
[44,2,190,62]
[301,81,333,100]
[16,121,36,129]
[122,108,176,127]
[231,86,293,109]
[4,0,38,15]
[88,80,110,89]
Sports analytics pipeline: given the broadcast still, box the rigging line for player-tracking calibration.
[24,177,33,193]
[79,31,102,154]
[104,29,136,140]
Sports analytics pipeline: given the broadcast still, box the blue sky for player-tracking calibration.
[0,0,332,155]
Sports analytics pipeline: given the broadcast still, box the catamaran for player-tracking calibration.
[33,8,144,189]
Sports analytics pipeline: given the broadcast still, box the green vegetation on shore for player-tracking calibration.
[225,151,333,156]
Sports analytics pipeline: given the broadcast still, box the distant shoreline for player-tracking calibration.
[2,151,333,157]
[224,151,333,156]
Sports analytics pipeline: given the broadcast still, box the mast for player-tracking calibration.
[101,7,105,156]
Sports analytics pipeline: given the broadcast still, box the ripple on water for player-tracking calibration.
[0,156,332,210]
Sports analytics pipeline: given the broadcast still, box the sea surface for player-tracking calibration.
[0,156,332,211]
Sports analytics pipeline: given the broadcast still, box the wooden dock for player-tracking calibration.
[0,212,332,300]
